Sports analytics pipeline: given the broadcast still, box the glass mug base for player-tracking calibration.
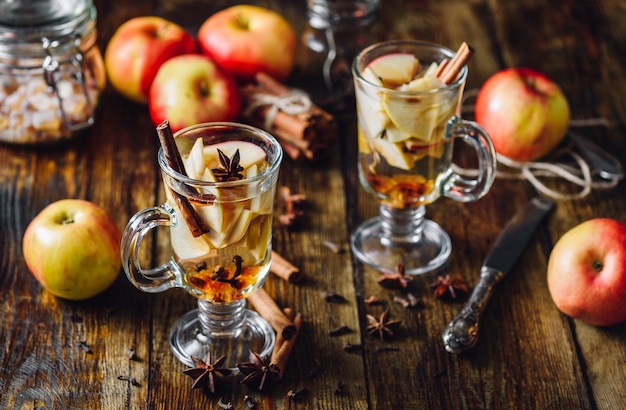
[169,301,275,369]
[350,216,451,275]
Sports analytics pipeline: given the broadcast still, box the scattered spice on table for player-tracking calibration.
[377,262,413,289]
[117,374,141,387]
[364,295,384,305]
[342,342,363,353]
[278,186,306,228]
[78,340,92,354]
[366,310,401,341]
[430,275,468,300]
[287,387,309,402]
[321,291,347,303]
[238,351,280,391]
[182,352,232,393]
[329,324,352,336]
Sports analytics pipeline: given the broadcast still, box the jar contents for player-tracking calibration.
[0,0,105,144]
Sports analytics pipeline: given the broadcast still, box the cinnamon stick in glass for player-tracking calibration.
[438,42,474,85]
[155,120,210,237]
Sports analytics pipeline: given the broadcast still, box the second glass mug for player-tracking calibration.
[351,40,497,275]
[121,122,283,368]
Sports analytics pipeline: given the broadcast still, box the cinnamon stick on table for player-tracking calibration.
[247,287,297,339]
[271,251,302,283]
[438,42,474,85]
[270,307,302,380]
[155,120,210,237]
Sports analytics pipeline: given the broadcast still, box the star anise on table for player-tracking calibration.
[366,310,401,341]
[212,148,244,182]
[430,274,468,300]
[237,351,280,391]
[376,262,413,289]
[182,352,232,393]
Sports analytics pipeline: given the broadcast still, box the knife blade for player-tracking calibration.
[442,196,555,354]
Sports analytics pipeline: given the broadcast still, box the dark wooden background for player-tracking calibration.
[1,0,625,409]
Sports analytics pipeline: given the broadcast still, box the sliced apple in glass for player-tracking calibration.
[382,94,440,141]
[203,140,267,170]
[244,214,272,261]
[398,72,443,92]
[371,136,415,170]
[183,137,206,180]
[384,124,412,143]
[356,86,388,140]
[366,53,419,88]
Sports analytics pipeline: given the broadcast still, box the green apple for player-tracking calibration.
[22,199,122,300]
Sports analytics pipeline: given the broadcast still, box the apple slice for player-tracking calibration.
[245,214,272,261]
[356,87,388,140]
[223,208,255,246]
[398,73,443,92]
[382,94,440,141]
[170,208,212,260]
[203,140,266,170]
[361,67,384,86]
[184,137,205,179]
[384,124,412,143]
[371,136,415,170]
[366,53,419,88]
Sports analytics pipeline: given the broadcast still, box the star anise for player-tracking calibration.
[212,148,244,182]
[366,310,401,341]
[430,275,468,300]
[237,351,280,391]
[376,262,413,289]
[182,352,232,393]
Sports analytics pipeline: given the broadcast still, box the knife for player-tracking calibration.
[442,196,555,354]
[568,132,624,181]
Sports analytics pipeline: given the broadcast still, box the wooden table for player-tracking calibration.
[2,1,625,408]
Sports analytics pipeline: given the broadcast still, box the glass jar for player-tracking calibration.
[0,0,105,144]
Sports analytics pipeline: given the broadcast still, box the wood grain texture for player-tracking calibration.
[1,0,625,409]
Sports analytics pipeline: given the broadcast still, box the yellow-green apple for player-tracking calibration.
[22,199,122,301]
[148,54,242,133]
[104,16,196,104]
[547,218,626,326]
[197,5,297,82]
[475,68,570,162]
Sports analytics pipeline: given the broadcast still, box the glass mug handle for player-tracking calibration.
[443,117,497,202]
[121,204,180,293]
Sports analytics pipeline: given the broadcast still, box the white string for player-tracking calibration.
[243,90,312,131]
[457,89,623,200]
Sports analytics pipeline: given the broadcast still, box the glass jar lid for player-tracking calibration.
[0,0,93,42]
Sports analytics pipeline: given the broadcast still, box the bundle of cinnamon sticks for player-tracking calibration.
[241,72,338,161]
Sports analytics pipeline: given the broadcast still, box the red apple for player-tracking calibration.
[23,199,122,301]
[148,54,241,133]
[197,5,297,82]
[475,68,570,162]
[104,16,196,104]
[547,218,626,326]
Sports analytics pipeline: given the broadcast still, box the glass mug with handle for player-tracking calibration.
[121,122,283,368]
[351,40,497,275]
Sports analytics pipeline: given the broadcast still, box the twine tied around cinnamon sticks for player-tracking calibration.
[241,72,338,161]
[244,88,312,131]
